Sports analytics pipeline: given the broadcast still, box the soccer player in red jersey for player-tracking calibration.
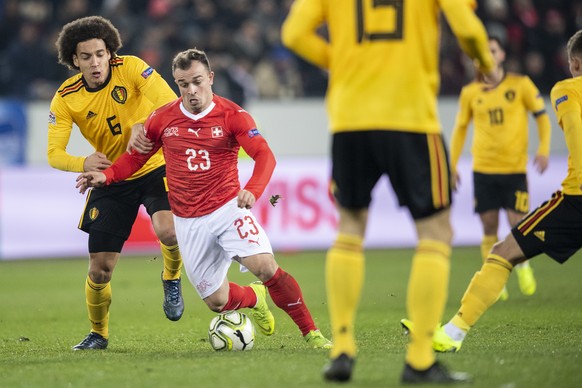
[76,48,332,349]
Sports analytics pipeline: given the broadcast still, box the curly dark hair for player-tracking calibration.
[55,16,122,70]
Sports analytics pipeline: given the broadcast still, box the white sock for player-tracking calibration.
[443,322,467,342]
[514,261,530,270]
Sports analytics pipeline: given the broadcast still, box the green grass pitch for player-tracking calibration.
[1,247,581,387]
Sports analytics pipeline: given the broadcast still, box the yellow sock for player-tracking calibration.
[160,243,182,280]
[480,235,498,263]
[406,240,451,370]
[85,276,112,339]
[453,254,513,328]
[326,233,364,359]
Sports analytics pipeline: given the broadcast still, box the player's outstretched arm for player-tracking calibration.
[76,172,107,194]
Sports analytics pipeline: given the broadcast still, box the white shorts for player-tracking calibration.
[174,198,273,299]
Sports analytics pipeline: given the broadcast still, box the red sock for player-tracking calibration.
[220,282,257,312]
[264,268,316,336]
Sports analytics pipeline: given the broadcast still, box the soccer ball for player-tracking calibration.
[208,311,255,351]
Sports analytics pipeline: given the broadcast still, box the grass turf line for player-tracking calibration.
[0,247,581,387]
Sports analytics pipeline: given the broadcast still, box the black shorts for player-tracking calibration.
[511,191,582,263]
[473,172,529,214]
[331,130,452,220]
[78,165,171,240]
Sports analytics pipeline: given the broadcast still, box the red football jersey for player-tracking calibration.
[105,94,275,217]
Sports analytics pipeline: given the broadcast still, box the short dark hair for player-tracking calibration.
[172,48,212,74]
[55,16,122,70]
[567,30,582,59]
[488,35,505,51]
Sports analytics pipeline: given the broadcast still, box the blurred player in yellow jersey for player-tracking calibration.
[400,29,582,359]
[47,16,184,350]
[449,37,551,300]
[282,0,498,384]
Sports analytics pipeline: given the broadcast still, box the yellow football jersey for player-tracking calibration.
[551,77,582,195]
[282,0,493,134]
[47,55,177,178]
[450,73,550,174]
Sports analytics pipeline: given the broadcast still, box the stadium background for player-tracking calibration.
[0,0,578,259]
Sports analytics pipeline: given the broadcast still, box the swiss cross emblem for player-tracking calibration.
[211,126,223,138]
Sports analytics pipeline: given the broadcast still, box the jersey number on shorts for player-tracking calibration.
[186,148,210,171]
[234,216,260,240]
[356,0,404,43]
[514,190,529,213]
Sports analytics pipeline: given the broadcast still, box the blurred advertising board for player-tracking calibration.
[0,156,566,260]
[0,100,27,166]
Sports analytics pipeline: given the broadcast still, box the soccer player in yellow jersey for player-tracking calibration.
[47,16,184,350]
[449,37,551,300]
[282,0,498,383]
[404,29,582,360]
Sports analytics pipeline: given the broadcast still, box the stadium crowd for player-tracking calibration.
[0,0,580,105]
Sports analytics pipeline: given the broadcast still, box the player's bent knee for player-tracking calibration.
[204,297,226,313]
[244,253,278,281]
[490,235,525,265]
[157,229,178,246]
[88,269,112,284]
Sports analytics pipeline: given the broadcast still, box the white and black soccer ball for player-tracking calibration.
[208,311,255,351]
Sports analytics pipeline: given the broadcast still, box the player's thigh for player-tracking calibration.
[136,166,176,243]
[331,131,382,210]
[478,209,500,235]
[140,166,172,215]
[212,199,273,256]
[384,132,452,220]
[209,199,276,280]
[80,184,141,242]
[173,215,232,299]
[414,207,453,243]
[511,191,582,263]
[238,253,278,282]
[473,172,503,213]
[150,210,177,244]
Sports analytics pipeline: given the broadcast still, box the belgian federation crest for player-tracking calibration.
[505,90,516,102]
[89,207,100,221]
[111,86,128,104]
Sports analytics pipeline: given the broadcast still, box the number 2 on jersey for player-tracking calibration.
[356,0,404,43]
[186,148,210,171]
